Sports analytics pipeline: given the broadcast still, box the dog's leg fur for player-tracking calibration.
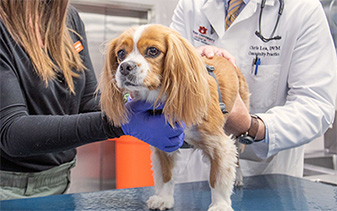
[235,142,245,186]
[147,147,177,210]
[191,133,236,211]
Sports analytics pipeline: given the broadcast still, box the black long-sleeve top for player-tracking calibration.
[0,6,123,172]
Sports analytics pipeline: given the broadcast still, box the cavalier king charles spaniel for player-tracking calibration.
[99,24,249,211]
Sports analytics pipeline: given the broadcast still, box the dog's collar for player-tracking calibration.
[206,65,228,114]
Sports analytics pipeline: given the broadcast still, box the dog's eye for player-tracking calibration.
[145,47,160,58]
[117,49,126,61]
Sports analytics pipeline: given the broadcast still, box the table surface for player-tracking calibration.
[1,174,337,210]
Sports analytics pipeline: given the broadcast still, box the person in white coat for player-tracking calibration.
[170,0,337,181]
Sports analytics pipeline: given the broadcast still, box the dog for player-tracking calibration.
[99,24,249,211]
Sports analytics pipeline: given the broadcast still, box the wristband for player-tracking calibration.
[237,115,261,145]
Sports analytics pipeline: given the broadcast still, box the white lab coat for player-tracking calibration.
[170,0,337,180]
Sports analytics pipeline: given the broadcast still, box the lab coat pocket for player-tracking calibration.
[244,64,281,110]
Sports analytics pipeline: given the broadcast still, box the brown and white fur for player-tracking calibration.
[99,24,249,211]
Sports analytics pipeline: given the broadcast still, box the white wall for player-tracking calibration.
[71,0,180,26]
[125,0,179,25]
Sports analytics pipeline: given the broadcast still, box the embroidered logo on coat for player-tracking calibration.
[198,26,208,35]
[73,40,84,53]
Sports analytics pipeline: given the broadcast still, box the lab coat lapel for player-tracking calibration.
[229,0,276,30]
[201,0,225,38]
[234,0,259,24]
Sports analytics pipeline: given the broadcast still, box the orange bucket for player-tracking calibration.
[111,135,154,189]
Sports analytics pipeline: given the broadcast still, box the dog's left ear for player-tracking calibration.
[98,39,128,126]
[160,31,211,127]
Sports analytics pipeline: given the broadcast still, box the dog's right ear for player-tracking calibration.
[98,39,128,127]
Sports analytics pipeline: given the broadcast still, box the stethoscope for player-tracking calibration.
[255,0,284,42]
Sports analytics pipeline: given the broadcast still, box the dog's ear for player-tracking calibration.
[160,31,211,127]
[99,39,128,126]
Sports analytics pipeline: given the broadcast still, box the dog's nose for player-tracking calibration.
[119,61,136,76]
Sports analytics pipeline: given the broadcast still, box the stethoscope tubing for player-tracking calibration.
[255,0,284,43]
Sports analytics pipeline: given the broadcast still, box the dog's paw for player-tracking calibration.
[234,177,243,186]
[147,195,174,210]
[208,202,233,211]
[234,167,244,187]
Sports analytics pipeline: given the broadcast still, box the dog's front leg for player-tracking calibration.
[147,147,177,210]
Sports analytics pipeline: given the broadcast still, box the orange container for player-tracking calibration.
[111,135,154,189]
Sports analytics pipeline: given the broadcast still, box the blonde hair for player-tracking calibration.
[0,0,85,93]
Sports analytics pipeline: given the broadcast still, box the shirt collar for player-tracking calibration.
[224,0,250,10]
[224,0,250,5]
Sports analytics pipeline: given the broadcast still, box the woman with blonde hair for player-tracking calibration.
[0,0,185,200]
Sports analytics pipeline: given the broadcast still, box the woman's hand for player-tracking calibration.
[196,45,236,67]
[121,100,185,152]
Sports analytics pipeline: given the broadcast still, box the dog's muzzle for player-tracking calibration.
[120,61,137,76]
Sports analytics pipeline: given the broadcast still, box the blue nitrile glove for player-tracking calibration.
[121,100,185,152]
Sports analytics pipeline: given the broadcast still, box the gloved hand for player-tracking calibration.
[121,100,185,152]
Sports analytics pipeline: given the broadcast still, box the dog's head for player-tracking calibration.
[99,24,211,127]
